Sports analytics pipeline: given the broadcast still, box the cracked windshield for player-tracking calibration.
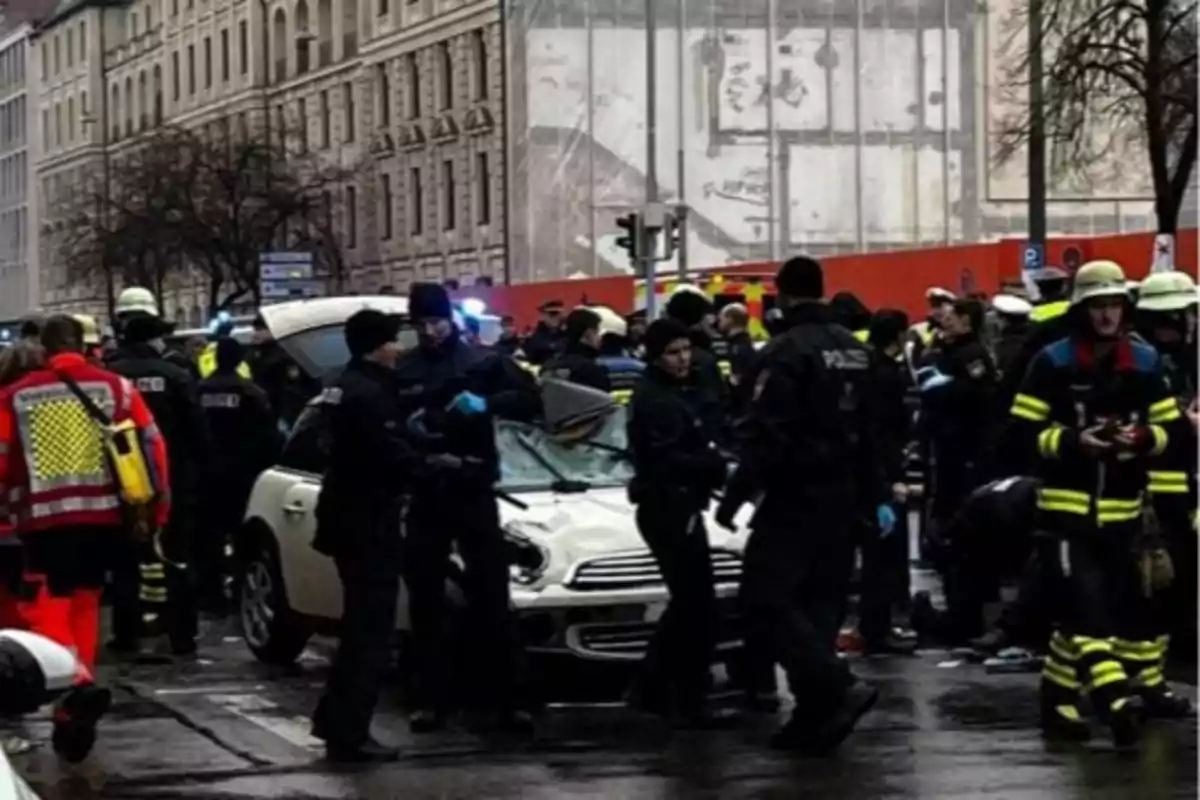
[497,410,632,491]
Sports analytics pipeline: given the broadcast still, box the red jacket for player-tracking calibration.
[0,352,170,535]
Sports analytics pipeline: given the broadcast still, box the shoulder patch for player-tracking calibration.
[135,376,167,393]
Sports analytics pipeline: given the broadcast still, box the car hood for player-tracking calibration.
[498,487,750,587]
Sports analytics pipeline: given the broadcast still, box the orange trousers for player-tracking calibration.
[18,577,102,677]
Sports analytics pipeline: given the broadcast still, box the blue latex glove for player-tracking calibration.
[877,504,897,538]
[447,391,488,416]
[916,366,953,392]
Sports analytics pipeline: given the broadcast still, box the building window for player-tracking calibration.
[109,84,119,140]
[41,109,48,150]
[67,96,75,141]
[345,185,357,248]
[378,0,388,17]
[239,21,248,74]
[52,37,59,75]
[172,51,180,99]
[66,28,73,68]
[54,102,61,146]
[146,3,153,29]
[220,29,230,82]
[405,53,419,119]
[471,29,487,101]
[376,63,389,128]
[275,104,284,147]
[319,89,329,148]
[409,167,422,234]
[441,159,455,230]
[476,152,490,225]
[80,22,87,62]
[297,98,307,152]
[380,174,392,239]
[343,82,355,142]
[437,42,452,111]
[187,44,195,94]
[204,37,212,88]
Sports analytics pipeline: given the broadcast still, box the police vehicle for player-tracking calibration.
[236,295,752,671]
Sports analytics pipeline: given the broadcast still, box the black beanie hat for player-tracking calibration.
[215,337,245,371]
[776,256,824,300]
[665,290,713,327]
[122,313,169,344]
[564,308,601,342]
[643,318,691,360]
[408,282,452,320]
[345,309,401,358]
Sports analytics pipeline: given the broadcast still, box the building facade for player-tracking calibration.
[32,0,504,319]
[0,23,36,319]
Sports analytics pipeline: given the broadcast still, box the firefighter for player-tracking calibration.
[0,315,169,762]
[591,306,644,406]
[113,288,199,380]
[197,339,281,614]
[106,313,211,657]
[624,319,735,728]
[73,315,103,364]
[396,283,541,734]
[990,293,1033,381]
[918,298,998,619]
[541,308,612,392]
[715,256,888,753]
[1008,260,1188,746]
[522,299,566,365]
[310,310,416,763]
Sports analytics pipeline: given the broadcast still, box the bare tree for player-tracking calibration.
[996,0,1198,234]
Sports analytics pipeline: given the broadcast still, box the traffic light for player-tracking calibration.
[615,213,642,263]
[661,211,682,261]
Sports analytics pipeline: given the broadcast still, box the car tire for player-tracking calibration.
[239,528,312,666]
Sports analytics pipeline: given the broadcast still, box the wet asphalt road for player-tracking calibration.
[6,620,1197,800]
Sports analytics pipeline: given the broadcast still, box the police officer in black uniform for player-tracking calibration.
[250,314,318,430]
[310,309,414,763]
[625,319,734,728]
[197,339,281,614]
[715,256,888,752]
[665,290,730,444]
[106,314,211,656]
[396,283,542,734]
[541,308,612,392]
[522,300,567,365]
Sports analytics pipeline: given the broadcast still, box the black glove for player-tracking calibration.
[714,497,740,532]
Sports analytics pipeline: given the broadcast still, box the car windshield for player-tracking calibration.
[497,408,632,492]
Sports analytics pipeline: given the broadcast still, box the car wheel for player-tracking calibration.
[239,535,312,665]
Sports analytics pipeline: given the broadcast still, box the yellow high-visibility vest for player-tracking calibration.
[197,342,252,380]
[1029,299,1070,324]
[853,328,870,343]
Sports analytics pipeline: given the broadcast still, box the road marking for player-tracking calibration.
[154,684,268,697]
[204,693,323,751]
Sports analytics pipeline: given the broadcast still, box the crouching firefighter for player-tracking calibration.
[1008,260,1189,747]
[0,315,170,761]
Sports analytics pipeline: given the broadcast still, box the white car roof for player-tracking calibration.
[259,296,411,340]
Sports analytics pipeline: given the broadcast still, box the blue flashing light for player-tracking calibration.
[460,298,487,317]
[0,329,10,342]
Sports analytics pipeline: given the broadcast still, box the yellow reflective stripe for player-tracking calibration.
[1089,660,1128,690]
[1149,424,1168,455]
[1050,631,1078,657]
[1136,666,1165,687]
[139,563,166,579]
[610,389,633,406]
[1049,640,1078,664]
[1073,636,1114,655]
[1042,662,1081,690]
[1037,487,1091,515]
[717,360,733,377]
[1113,638,1162,661]
[1037,426,1064,458]
[1096,498,1141,509]
[1148,397,1182,423]
[853,329,870,343]
[1147,470,1189,494]
[1011,393,1050,421]
[1054,705,1084,722]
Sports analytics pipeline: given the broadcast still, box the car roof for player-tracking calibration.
[259,296,411,340]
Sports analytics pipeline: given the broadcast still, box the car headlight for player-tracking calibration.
[503,521,551,586]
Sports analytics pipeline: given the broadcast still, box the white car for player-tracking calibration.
[236,296,751,668]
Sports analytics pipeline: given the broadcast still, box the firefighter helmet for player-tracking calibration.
[115,287,159,317]
[1070,261,1129,306]
[1137,271,1198,313]
[589,305,628,339]
[72,314,102,346]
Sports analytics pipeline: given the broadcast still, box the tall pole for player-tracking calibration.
[765,0,777,260]
[675,0,687,277]
[1028,0,1046,251]
[644,0,659,316]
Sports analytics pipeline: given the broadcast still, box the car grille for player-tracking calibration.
[565,549,742,591]
[569,619,743,660]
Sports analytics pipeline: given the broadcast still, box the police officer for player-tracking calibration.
[522,300,566,365]
[493,315,522,357]
[197,339,281,614]
[249,314,316,430]
[990,293,1034,381]
[918,298,997,599]
[310,309,414,763]
[906,287,955,369]
[715,256,888,752]
[197,316,252,380]
[625,319,733,727]
[105,313,211,657]
[541,308,612,392]
[396,283,541,734]
[664,288,729,443]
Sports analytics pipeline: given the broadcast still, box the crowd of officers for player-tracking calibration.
[0,286,309,762]
[0,254,1191,765]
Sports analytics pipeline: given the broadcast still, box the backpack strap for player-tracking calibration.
[54,370,113,426]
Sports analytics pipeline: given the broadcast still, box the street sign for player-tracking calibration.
[1022,243,1044,271]
[259,251,322,304]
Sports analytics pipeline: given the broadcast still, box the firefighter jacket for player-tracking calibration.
[197,341,252,380]
[597,354,644,406]
[0,352,170,535]
[1143,341,1198,530]
[1009,335,1186,535]
[542,343,613,394]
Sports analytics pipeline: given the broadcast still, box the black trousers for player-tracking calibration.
[858,505,910,644]
[110,511,198,649]
[739,504,856,717]
[199,476,253,607]
[404,493,525,714]
[633,502,717,712]
[313,515,401,747]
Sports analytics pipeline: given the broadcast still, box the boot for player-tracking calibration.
[51,684,112,764]
[1138,686,1195,719]
[1106,695,1145,749]
[1038,690,1090,742]
[772,682,878,754]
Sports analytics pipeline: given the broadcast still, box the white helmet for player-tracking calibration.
[589,305,627,339]
[115,286,159,317]
[991,294,1033,318]
[668,283,708,301]
[1137,271,1198,312]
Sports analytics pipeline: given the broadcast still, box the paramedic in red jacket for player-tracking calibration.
[0,315,170,762]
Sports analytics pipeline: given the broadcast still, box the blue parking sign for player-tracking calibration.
[1023,244,1044,272]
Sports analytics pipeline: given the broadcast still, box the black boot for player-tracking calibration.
[1107,695,1145,749]
[772,682,879,754]
[325,736,400,764]
[52,685,112,764]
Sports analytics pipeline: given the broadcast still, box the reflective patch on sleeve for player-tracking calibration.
[135,376,167,394]
[967,359,986,379]
[318,387,343,405]
[752,369,770,401]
